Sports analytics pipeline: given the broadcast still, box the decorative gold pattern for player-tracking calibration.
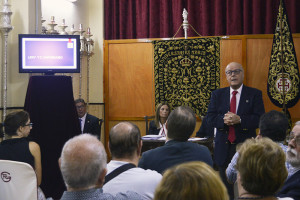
[153,38,220,117]
[267,1,300,108]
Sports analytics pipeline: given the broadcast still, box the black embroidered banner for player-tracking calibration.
[267,0,300,109]
[153,38,220,117]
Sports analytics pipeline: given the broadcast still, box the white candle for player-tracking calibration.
[62,19,65,25]
[51,16,55,22]
[79,24,83,30]
[87,27,90,34]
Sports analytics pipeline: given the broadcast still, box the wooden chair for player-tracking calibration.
[0,160,38,200]
[144,115,155,135]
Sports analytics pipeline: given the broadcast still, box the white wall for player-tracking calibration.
[41,0,104,103]
[0,0,104,109]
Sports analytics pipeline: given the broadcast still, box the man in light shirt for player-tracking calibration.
[103,122,162,200]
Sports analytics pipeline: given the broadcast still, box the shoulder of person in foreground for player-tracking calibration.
[277,171,300,200]
[138,148,154,168]
[114,190,144,200]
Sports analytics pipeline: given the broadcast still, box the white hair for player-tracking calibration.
[60,134,107,189]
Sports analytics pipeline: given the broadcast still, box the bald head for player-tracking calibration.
[109,122,141,159]
[60,134,107,189]
[225,62,244,90]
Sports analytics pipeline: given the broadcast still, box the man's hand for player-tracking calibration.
[224,112,241,126]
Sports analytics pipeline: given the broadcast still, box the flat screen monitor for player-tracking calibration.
[19,34,80,75]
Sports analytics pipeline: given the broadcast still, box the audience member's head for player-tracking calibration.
[74,98,87,118]
[236,138,287,197]
[225,62,244,90]
[0,111,31,137]
[166,106,196,141]
[60,134,107,190]
[154,102,171,127]
[259,110,288,142]
[109,122,141,160]
[154,161,229,200]
[286,121,300,168]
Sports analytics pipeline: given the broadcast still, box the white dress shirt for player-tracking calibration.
[230,84,243,113]
[79,113,87,133]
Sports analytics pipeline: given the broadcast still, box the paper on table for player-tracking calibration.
[188,137,207,141]
[142,135,163,140]
[158,137,166,140]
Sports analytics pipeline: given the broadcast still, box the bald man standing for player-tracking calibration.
[207,62,265,199]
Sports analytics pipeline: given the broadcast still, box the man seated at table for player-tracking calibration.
[103,122,162,200]
[138,105,213,174]
[75,98,101,139]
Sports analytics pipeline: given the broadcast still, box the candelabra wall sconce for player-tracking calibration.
[0,0,13,121]
[47,16,58,34]
[85,28,94,108]
[78,23,86,99]
[58,19,68,35]
[41,16,95,106]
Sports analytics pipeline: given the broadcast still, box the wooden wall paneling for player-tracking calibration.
[246,36,273,113]
[108,42,155,119]
[292,37,300,120]
[104,39,156,152]
[220,39,243,87]
[246,35,300,119]
[104,34,300,152]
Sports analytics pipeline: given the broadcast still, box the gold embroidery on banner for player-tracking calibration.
[153,38,220,117]
[268,3,300,107]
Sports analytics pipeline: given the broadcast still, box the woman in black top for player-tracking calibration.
[148,102,171,135]
[0,111,42,186]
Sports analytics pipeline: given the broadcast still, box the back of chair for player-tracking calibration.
[144,115,155,135]
[0,160,38,200]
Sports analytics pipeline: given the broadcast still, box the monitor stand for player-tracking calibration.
[44,72,55,76]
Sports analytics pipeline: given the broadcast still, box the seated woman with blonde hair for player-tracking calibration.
[236,137,293,200]
[148,102,171,136]
[0,111,43,192]
[154,161,229,200]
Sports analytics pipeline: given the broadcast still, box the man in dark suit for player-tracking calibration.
[75,98,101,139]
[206,62,265,199]
[196,115,214,138]
[277,121,300,200]
[138,106,213,174]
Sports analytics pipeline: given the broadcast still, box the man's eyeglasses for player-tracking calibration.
[287,133,300,146]
[76,105,85,109]
[225,69,242,76]
[24,123,33,128]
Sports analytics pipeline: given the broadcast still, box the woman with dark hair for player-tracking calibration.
[0,111,42,186]
[148,102,170,135]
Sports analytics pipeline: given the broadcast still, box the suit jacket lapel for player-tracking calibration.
[224,87,231,112]
[237,86,247,115]
[83,114,89,132]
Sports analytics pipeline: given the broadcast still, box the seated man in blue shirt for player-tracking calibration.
[226,110,292,183]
